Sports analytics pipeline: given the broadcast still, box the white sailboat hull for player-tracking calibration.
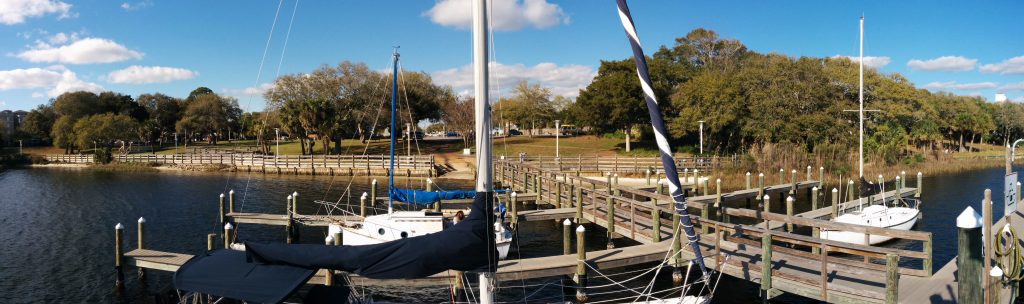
[820,205,920,245]
[332,211,514,259]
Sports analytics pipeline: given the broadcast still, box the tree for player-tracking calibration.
[20,104,57,140]
[442,95,475,147]
[73,113,141,149]
[176,93,240,144]
[138,93,182,146]
[51,116,77,153]
[570,59,667,151]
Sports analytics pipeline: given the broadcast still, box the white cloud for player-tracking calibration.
[907,56,977,72]
[121,0,153,11]
[222,83,273,98]
[432,62,595,98]
[1001,81,1024,91]
[425,0,569,31]
[0,66,102,97]
[831,55,891,69]
[981,56,1024,75]
[17,37,143,64]
[923,81,998,90]
[0,0,72,25]
[107,66,198,84]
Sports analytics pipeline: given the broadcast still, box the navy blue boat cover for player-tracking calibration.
[174,192,498,302]
[173,249,315,304]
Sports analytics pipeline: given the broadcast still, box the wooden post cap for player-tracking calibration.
[563,219,572,226]
[137,217,145,223]
[115,223,124,230]
[577,225,586,233]
[957,206,982,228]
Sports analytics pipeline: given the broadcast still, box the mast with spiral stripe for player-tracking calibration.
[614,0,709,277]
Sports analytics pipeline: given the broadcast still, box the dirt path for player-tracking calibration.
[434,152,476,180]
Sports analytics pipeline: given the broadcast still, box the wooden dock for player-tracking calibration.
[111,159,963,303]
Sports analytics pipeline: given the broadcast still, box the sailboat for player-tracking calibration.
[325,49,512,259]
[819,16,921,245]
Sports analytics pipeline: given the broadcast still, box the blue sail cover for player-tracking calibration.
[390,188,476,205]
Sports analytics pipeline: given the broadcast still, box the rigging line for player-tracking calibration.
[484,0,506,156]
[274,0,300,79]
[230,0,286,241]
[396,61,422,156]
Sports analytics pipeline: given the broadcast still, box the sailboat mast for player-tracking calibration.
[389,50,399,213]
[858,16,864,179]
[473,0,494,303]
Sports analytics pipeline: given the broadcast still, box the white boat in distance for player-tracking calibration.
[819,16,922,246]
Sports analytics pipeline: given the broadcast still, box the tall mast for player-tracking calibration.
[858,16,864,179]
[389,49,399,214]
[473,0,494,303]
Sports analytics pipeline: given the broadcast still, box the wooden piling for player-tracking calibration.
[702,177,709,196]
[847,179,855,203]
[746,172,752,189]
[287,194,296,243]
[324,235,335,286]
[606,196,615,249]
[207,233,215,251]
[762,194,771,227]
[556,181,563,208]
[785,196,795,232]
[819,166,825,188]
[886,254,899,303]
[136,217,146,281]
[613,174,620,196]
[575,187,583,222]
[831,188,839,219]
[575,225,588,303]
[806,165,811,181]
[223,223,233,249]
[900,171,907,189]
[291,191,298,215]
[778,168,784,185]
[758,173,765,198]
[652,207,661,242]
[645,168,651,185]
[218,193,225,225]
[115,223,125,290]
[957,206,983,303]
[811,187,819,210]
[371,179,378,207]
[761,231,773,296]
[563,219,572,255]
[790,169,797,194]
[511,192,519,230]
[916,172,923,198]
[983,189,993,304]
[359,192,367,218]
[228,189,235,214]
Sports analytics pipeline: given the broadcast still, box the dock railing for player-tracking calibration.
[506,154,726,174]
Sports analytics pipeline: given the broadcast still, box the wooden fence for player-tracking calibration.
[42,154,436,176]
[506,155,727,174]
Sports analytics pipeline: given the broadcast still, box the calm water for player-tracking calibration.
[0,166,1015,303]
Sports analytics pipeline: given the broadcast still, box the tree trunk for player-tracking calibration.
[299,137,306,155]
[959,132,965,153]
[333,136,342,155]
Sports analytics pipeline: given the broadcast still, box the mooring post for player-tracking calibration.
[563,219,572,255]
[957,205,983,303]
[223,223,233,249]
[702,177,709,196]
[762,194,771,226]
[613,174,620,196]
[831,188,839,219]
[359,192,367,218]
[778,168,784,185]
[645,168,651,185]
[510,192,519,230]
[453,271,466,302]
[324,235,335,286]
[228,189,235,214]
[758,173,765,198]
[556,181,563,209]
[701,202,711,234]
[206,233,215,251]
[761,231,773,298]
[652,207,662,242]
[371,179,378,207]
[811,187,819,210]
[606,196,615,249]
[218,193,225,226]
[806,165,812,181]
[884,253,900,303]
[847,179,855,203]
[671,212,683,284]
[114,223,125,291]
[895,176,902,196]
[819,166,825,187]
[746,172,752,189]
[575,187,583,222]
[983,189,993,304]
[656,181,663,196]
[790,169,797,194]
[575,225,588,303]
[286,195,294,244]
[785,196,795,232]
[291,191,298,215]
[900,171,907,189]
[605,172,611,194]
[715,178,722,220]
[136,217,146,281]
[916,172,923,198]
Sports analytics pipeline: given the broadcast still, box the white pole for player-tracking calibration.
[473,0,494,302]
[698,120,704,155]
[19,140,23,155]
[555,119,560,158]
[858,16,864,179]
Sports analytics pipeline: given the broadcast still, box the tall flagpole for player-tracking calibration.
[473,0,495,302]
[614,0,709,277]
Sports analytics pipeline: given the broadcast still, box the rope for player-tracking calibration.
[994,222,1024,280]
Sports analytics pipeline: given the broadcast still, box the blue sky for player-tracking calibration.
[1,0,1023,112]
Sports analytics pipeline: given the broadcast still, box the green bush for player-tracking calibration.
[93,147,113,164]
